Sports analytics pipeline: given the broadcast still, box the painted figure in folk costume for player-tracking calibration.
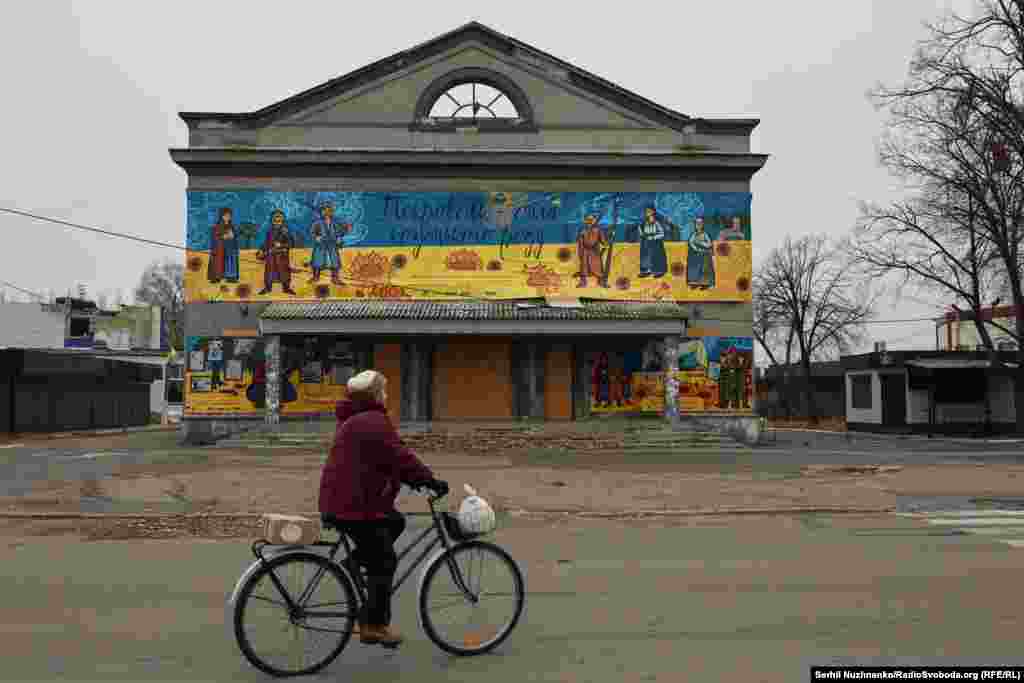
[309,203,349,285]
[592,352,612,407]
[257,210,297,295]
[635,205,677,279]
[207,208,240,283]
[608,363,626,407]
[718,215,746,241]
[718,345,745,409]
[686,216,716,290]
[576,214,609,288]
[207,339,226,390]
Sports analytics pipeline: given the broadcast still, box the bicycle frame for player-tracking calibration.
[247,493,478,619]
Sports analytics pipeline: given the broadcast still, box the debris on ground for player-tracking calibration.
[800,464,904,476]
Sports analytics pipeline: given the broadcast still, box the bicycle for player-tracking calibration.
[228,485,526,678]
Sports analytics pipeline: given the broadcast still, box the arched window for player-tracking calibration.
[410,68,536,132]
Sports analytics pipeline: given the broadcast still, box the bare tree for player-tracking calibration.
[851,179,1013,351]
[864,0,1024,428]
[134,260,184,351]
[756,235,877,422]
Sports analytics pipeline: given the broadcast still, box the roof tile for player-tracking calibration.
[260,300,686,322]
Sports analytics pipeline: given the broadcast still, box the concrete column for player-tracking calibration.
[264,335,281,430]
[526,342,545,419]
[663,336,680,424]
[408,343,422,421]
[572,345,591,419]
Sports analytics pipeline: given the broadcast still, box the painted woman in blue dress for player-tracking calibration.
[686,216,716,290]
[636,206,675,279]
[309,204,347,284]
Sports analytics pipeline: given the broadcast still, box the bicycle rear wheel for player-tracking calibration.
[233,552,358,677]
[418,540,525,656]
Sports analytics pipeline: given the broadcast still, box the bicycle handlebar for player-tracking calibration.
[407,483,447,501]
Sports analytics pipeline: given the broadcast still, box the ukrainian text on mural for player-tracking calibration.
[185,191,753,303]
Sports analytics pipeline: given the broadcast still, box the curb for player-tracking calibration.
[0,506,896,521]
[770,427,1024,444]
[1,426,177,445]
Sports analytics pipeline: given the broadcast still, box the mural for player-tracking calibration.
[183,336,359,417]
[589,337,754,414]
[184,191,753,303]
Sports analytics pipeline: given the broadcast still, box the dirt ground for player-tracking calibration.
[4,435,1024,541]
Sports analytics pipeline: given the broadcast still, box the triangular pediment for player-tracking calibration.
[284,42,667,130]
[181,22,701,135]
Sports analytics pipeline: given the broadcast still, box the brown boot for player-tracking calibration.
[359,624,403,647]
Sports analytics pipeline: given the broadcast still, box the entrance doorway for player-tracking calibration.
[880,373,906,427]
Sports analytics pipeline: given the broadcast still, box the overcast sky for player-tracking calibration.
[0,0,972,353]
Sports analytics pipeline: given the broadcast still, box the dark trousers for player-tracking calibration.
[338,511,406,626]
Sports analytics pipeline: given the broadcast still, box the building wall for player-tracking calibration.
[191,43,748,155]
[940,315,1019,351]
[0,303,65,349]
[7,377,152,433]
[178,41,759,426]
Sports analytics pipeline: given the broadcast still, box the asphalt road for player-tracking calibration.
[2,513,1024,682]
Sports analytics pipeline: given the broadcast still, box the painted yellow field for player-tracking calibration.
[184,242,753,303]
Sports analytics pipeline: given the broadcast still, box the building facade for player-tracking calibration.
[936,305,1021,352]
[170,23,766,443]
[843,350,1018,435]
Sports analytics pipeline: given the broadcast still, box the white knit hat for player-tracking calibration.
[347,369,385,399]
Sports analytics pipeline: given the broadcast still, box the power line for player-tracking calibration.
[0,278,48,301]
[0,206,183,250]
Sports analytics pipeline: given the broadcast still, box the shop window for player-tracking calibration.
[851,374,872,410]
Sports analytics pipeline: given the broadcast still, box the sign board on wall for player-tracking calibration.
[185,191,752,304]
[183,336,356,417]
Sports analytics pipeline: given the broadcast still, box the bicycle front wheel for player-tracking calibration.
[233,552,357,677]
[418,540,525,656]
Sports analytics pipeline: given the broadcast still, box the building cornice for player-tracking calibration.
[169,147,769,175]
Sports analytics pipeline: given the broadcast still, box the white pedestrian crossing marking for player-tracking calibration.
[900,510,1024,549]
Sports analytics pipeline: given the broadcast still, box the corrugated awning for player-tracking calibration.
[906,359,994,369]
[259,299,689,336]
[906,359,1020,370]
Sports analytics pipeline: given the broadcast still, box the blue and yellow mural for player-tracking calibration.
[184,191,753,303]
[589,336,754,414]
[184,335,361,417]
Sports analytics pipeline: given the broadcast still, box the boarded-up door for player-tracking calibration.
[374,344,402,421]
[432,339,513,420]
[545,345,573,420]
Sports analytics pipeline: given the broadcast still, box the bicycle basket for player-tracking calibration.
[442,512,481,542]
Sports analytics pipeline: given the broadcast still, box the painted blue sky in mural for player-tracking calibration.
[186,191,752,251]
